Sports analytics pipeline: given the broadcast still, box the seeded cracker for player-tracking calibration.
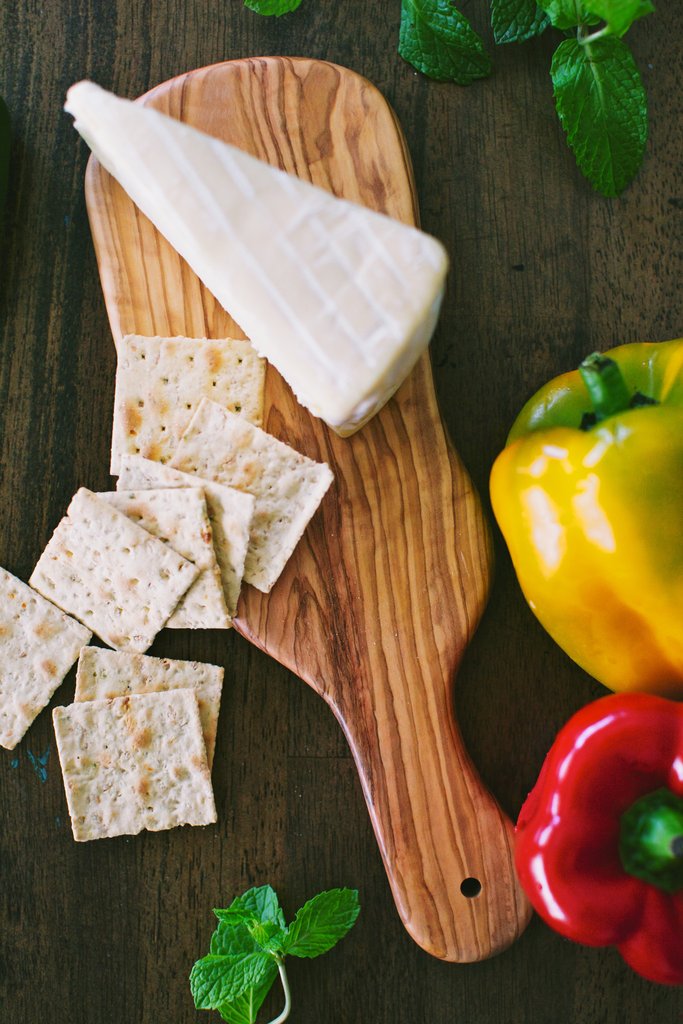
[29,488,199,653]
[75,646,223,769]
[99,487,230,629]
[52,690,216,841]
[110,335,265,474]
[170,399,334,593]
[116,455,254,618]
[0,567,91,750]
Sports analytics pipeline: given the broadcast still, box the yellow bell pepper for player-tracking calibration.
[490,339,683,697]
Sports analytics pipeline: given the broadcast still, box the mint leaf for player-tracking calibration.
[243,0,303,14]
[190,952,274,1009]
[536,0,598,29]
[399,0,492,84]
[207,923,279,1023]
[214,915,285,951]
[213,885,287,952]
[551,36,647,196]
[216,964,279,1024]
[282,888,360,959]
[491,0,550,43]
[582,0,654,36]
[210,922,261,957]
[214,885,286,931]
[248,921,287,951]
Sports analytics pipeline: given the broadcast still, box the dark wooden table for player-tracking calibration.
[1,3,681,1022]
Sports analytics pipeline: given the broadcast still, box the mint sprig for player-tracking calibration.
[399,0,492,84]
[396,0,653,196]
[190,885,360,1024]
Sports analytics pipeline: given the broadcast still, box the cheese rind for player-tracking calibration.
[65,81,449,435]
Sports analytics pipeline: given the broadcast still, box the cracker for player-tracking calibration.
[52,689,216,841]
[116,455,254,617]
[75,646,223,768]
[0,567,91,750]
[100,487,230,629]
[170,399,334,592]
[110,335,265,474]
[29,488,199,653]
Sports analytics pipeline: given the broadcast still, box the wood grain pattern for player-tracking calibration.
[84,57,531,962]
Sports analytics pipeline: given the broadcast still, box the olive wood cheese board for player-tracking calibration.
[83,56,531,962]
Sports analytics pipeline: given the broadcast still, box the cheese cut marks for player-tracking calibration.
[110,334,265,474]
[0,567,91,750]
[53,689,216,841]
[170,399,334,593]
[65,80,449,435]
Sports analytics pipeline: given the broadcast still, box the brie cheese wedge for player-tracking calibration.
[65,81,449,435]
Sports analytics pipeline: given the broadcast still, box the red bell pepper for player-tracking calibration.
[515,693,683,985]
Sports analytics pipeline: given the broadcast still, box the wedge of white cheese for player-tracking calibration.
[65,81,449,435]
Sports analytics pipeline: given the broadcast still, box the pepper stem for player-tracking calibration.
[619,788,683,894]
[579,353,633,421]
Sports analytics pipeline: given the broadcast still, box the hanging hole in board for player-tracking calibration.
[460,877,482,898]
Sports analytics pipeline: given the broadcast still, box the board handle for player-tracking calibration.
[333,667,532,962]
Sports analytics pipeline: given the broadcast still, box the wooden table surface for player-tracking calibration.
[1,3,681,1022]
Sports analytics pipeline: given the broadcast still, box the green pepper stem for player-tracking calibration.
[579,353,634,421]
[619,788,683,894]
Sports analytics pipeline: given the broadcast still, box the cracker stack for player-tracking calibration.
[116,455,254,619]
[110,335,265,473]
[75,646,224,769]
[171,398,334,592]
[99,487,230,629]
[29,488,200,653]
[51,647,224,841]
[53,689,216,841]
[2,330,335,846]
[106,335,334,604]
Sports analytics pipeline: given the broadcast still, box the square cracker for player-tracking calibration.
[52,689,216,841]
[116,455,254,618]
[0,567,91,750]
[110,335,265,474]
[29,488,199,653]
[99,487,230,629]
[170,399,334,593]
[75,646,223,769]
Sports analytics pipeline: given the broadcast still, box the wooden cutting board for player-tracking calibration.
[83,56,531,962]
